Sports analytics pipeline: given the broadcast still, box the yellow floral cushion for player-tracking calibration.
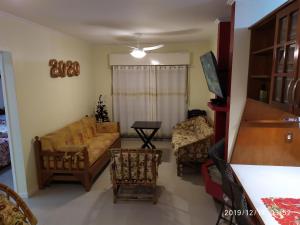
[81,117,96,139]
[56,127,73,143]
[87,146,106,165]
[96,122,119,133]
[0,194,29,225]
[85,117,97,135]
[40,135,55,151]
[111,151,160,182]
[67,121,87,145]
[172,116,213,162]
[41,132,73,151]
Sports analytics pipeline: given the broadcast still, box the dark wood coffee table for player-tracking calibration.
[131,121,162,149]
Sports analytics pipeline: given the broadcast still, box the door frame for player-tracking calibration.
[0,51,27,197]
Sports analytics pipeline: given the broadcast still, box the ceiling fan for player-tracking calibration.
[123,33,164,58]
[128,44,164,58]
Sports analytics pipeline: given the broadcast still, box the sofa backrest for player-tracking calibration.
[111,149,162,183]
[193,117,214,138]
[40,116,96,151]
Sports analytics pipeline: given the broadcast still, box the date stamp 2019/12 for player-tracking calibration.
[224,209,257,216]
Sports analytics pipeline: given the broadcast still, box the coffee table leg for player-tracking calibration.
[141,128,159,149]
[135,128,151,149]
[140,129,156,149]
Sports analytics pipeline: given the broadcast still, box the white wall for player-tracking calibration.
[228,0,288,159]
[0,12,94,195]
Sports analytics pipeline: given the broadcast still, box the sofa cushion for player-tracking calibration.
[67,121,87,145]
[172,131,199,151]
[193,118,213,138]
[87,133,120,149]
[87,146,106,166]
[40,135,55,151]
[41,131,73,151]
[0,194,29,225]
[172,116,213,151]
[96,122,119,133]
[86,133,120,165]
[81,117,97,139]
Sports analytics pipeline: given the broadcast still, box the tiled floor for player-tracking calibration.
[26,139,220,225]
[0,166,13,189]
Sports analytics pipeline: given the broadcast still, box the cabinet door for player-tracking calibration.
[292,3,300,115]
[270,2,299,112]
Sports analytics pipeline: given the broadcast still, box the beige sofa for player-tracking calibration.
[34,116,121,191]
[172,116,214,176]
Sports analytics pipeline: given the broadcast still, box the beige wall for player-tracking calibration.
[92,41,216,121]
[0,12,94,195]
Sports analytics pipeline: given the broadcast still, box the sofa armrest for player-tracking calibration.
[96,122,120,133]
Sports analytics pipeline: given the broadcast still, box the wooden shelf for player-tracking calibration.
[252,46,274,55]
[276,40,296,48]
[273,72,296,77]
[250,75,271,79]
[208,102,228,112]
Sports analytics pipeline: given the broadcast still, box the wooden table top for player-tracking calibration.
[231,164,300,225]
[131,121,162,129]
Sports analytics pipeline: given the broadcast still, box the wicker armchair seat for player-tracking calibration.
[172,116,213,176]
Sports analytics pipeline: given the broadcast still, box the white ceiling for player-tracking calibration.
[0,0,230,44]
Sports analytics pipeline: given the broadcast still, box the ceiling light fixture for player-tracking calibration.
[130,49,146,58]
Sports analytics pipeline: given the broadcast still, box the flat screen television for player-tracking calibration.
[200,51,226,99]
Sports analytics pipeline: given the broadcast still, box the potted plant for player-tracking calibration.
[95,95,110,122]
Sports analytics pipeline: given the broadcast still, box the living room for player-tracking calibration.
[0,0,299,225]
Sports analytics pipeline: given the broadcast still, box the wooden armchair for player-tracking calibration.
[110,149,162,204]
[0,183,37,225]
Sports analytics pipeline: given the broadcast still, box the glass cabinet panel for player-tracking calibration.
[278,17,288,44]
[286,44,296,72]
[276,47,285,73]
[276,47,284,73]
[274,77,283,102]
[289,11,298,41]
[283,77,294,103]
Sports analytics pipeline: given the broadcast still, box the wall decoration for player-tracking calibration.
[49,59,80,78]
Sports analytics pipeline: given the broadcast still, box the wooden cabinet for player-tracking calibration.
[248,0,300,115]
[271,1,299,111]
[248,17,275,102]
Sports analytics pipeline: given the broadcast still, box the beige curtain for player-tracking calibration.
[112,65,187,137]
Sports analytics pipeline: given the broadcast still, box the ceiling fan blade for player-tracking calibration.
[143,44,164,51]
[127,46,137,49]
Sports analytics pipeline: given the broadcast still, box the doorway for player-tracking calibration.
[0,77,13,188]
[0,51,28,196]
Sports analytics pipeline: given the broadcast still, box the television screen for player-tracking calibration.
[200,51,225,98]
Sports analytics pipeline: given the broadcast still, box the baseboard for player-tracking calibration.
[18,186,38,199]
